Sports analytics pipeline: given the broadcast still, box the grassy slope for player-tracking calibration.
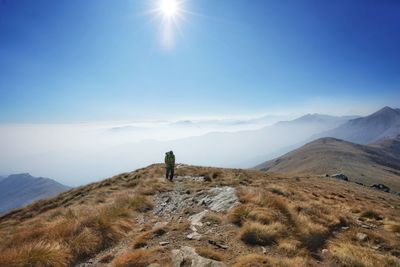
[0,164,399,266]
[255,137,400,192]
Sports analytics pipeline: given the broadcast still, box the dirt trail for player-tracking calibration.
[75,176,238,267]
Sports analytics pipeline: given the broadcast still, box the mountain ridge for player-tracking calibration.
[255,136,400,191]
[0,173,70,214]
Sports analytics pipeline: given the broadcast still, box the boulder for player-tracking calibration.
[171,246,226,267]
[370,184,390,193]
[331,173,349,181]
[200,187,238,212]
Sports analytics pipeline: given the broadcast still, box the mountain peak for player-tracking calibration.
[372,106,399,116]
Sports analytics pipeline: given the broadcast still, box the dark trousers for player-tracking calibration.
[166,167,174,181]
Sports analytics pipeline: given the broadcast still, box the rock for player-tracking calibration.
[341,226,349,230]
[206,221,211,226]
[356,232,368,242]
[261,246,267,254]
[322,249,329,254]
[187,232,202,240]
[372,244,381,250]
[159,241,170,246]
[189,210,208,227]
[331,173,349,181]
[208,240,228,249]
[370,184,390,193]
[171,246,226,267]
[200,187,239,212]
[154,221,168,229]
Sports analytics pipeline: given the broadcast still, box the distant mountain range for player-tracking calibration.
[318,106,400,144]
[255,135,400,192]
[0,173,70,214]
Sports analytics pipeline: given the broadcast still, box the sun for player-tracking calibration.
[160,0,180,19]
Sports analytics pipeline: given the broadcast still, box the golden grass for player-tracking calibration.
[384,221,400,234]
[195,247,224,261]
[329,242,400,267]
[227,205,252,226]
[112,249,156,267]
[360,210,383,220]
[0,241,71,267]
[232,252,308,267]
[239,222,285,246]
[232,254,269,267]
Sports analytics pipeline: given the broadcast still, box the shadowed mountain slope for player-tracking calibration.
[319,106,400,144]
[255,136,400,192]
[0,173,70,214]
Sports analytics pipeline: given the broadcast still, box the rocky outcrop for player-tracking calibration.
[370,184,390,193]
[171,246,226,267]
[200,187,239,212]
[331,173,349,181]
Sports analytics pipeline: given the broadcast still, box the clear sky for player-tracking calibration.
[1,0,399,122]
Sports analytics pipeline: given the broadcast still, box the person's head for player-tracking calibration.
[169,150,174,155]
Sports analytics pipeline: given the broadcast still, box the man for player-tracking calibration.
[164,151,175,181]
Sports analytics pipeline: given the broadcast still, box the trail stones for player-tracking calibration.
[171,246,226,267]
[159,241,170,246]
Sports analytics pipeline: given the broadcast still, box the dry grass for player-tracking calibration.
[228,205,252,226]
[0,164,399,267]
[0,241,71,267]
[112,249,157,267]
[195,247,224,261]
[384,221,400,233]
[239,222,285,246]
[360,210,383,220]
[329,242,400,267]
[232,254,269,267]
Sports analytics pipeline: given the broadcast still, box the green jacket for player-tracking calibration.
[165,152,175,168]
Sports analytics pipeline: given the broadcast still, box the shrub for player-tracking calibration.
[239,222,284,246]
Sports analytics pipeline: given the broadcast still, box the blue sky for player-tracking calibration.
[1,0,399,122]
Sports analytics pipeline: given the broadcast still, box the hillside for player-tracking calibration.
[0,173,70,214]
[254,136,400,192]
[319,106,400,144]
[0,164,399,266]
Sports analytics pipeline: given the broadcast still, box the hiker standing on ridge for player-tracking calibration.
[165,151,175,181]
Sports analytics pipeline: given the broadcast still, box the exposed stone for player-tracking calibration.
[171,246,226,267]
[208,239,228,249]
[370,184,390,193]
[187,232,202,240]
[159,241,170,246]
[331,173,349,181]
[356,232,368,242]
[200,187,239,212]
[322,249,329,254]
[189,210,208,227]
